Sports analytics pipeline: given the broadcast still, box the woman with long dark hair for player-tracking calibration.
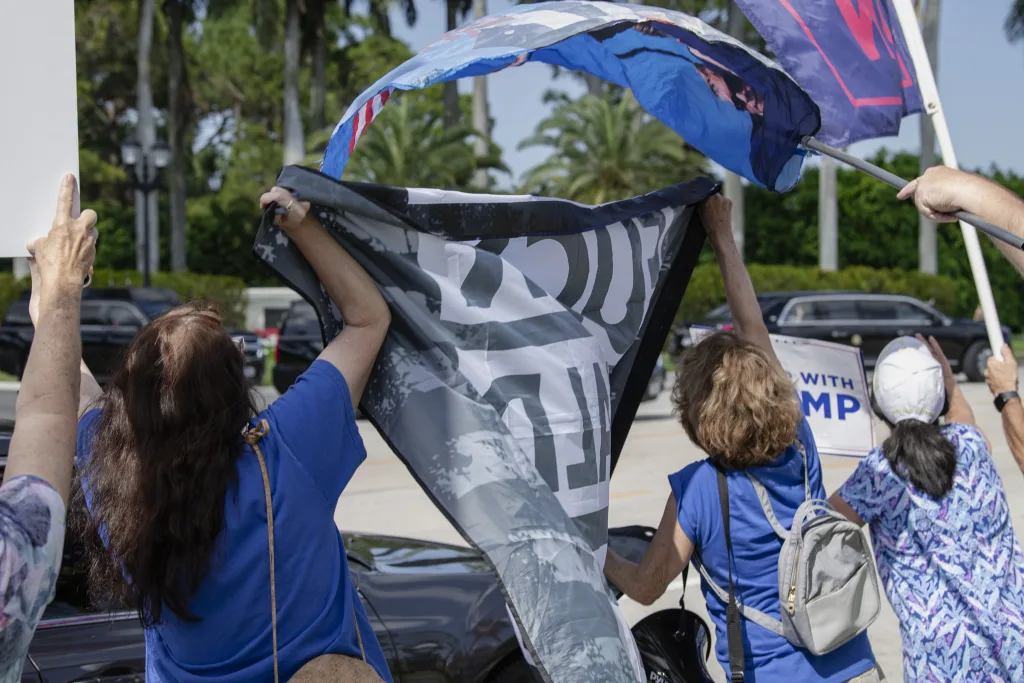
[74,187,393,682]
[830,335,1024,682]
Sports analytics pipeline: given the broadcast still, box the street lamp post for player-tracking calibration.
[120,137,170,287]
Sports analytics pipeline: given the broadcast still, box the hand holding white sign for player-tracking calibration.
[0,0,80,258]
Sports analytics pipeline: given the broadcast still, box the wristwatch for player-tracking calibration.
[994,391,1020,412]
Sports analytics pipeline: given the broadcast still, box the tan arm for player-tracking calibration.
[603,494,693,606]
[701,195,780,369]
[3,175,97,504]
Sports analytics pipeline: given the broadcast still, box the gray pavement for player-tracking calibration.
[327,375,1024,683]
[6,376,1012,683]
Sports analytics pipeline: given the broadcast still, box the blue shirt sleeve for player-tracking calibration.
[76,408,102,473]
[263,360,367,504]
[668,462,710,549]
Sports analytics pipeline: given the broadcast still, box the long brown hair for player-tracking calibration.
[78,303,258,626]
[672,332,801,468]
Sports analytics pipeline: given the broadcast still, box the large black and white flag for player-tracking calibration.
[253,165,713,683]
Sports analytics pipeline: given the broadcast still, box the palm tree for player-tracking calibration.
[164,0,198,272]
[443,0,473,128]
[342,95,507,189]
[1007,0,1024,42]
[518,94,706,204]
[137,0,159,276]
[283,0,305,164]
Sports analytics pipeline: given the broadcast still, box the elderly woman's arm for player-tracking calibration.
[701,195,780,368]
[604,494,693,606]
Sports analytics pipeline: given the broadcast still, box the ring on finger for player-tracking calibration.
[285,200,294,213]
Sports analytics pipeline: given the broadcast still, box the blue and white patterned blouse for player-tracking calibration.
[0,475,65,681]
[838,423,1024,683]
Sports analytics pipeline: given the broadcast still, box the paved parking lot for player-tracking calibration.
[0,371,1004,682]
[312,372,1024,683]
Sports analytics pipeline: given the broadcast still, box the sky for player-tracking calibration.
[379,0,1024,187]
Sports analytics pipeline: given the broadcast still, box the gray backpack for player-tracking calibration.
[693,441,880,680]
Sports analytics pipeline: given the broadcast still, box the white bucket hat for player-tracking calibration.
[872,336,946,425]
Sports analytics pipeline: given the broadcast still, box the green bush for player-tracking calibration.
[0,271,247,329]
[678,263,970,324]
[0,274,27,323]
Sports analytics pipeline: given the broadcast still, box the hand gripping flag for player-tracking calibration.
[732,0,922,147]
[322,0,820,192]
[253,165,717,683]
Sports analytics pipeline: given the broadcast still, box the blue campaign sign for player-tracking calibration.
[733,0,923,147]
[322,1,821,192]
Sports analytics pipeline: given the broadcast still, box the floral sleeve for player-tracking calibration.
[0,475,66,680]
[836,449,890,525]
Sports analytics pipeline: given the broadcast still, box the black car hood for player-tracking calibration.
[343,533,490,575]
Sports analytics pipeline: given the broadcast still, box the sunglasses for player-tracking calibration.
[231,336,246,354]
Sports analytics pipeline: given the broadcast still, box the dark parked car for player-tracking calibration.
[0,424,707,682]
[672,291,1011,382]
[274,301,669,402]
[0,288,265,385]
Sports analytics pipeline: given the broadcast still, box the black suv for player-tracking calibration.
[0,288,265,385]
[673,291,1011,382]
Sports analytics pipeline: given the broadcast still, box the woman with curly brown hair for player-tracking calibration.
[604,194,880,683]
[74,187,392,682]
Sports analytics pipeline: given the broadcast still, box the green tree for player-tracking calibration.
[164,0,200,272]
[519,94,707,204]
[741,150,1024,330]
[1006,0,1024,43]
[342,93,507,189]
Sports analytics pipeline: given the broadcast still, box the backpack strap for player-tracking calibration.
[244,420,279,683]
[714,468,746,683]
[744,439,811,540]
[243,420,370,683]
[692,463,786,640]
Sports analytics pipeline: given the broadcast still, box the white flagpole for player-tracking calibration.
[892,0,1004,355]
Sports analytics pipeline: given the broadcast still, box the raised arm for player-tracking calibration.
[700,194,780,367]
[985,344,1024,473]
[259,187,390,406]
[898,167,1024,277]
[3,175,98,504]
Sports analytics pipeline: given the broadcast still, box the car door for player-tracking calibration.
[79,302,110,380]
[854,298,933,365]
[775,297,858,346]
[30,612,145,683]
[101,304,145,378]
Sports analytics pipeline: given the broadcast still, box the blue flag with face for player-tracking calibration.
[732,0,923,148]
[321,0,820,192]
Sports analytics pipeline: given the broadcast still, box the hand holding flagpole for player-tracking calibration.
[801,138,1024,252]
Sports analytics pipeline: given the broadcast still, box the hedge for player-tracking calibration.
[678,264,972,324]
[0,270,247,328]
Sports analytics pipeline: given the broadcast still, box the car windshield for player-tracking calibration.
[703,297,784,323]
[281,305,321,336]
[136,300,175,320]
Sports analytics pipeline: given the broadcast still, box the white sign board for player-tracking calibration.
[690,328,876,457]
[0,1,80,257]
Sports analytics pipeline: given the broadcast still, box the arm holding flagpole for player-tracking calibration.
[898,166,1024,277]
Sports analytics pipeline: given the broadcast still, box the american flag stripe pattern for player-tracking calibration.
[349,89,392,154]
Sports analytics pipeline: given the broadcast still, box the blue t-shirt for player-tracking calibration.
[77,360,393,683]
[668,418,875,683]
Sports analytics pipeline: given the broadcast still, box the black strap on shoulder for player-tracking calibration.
[716,467,745,683]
